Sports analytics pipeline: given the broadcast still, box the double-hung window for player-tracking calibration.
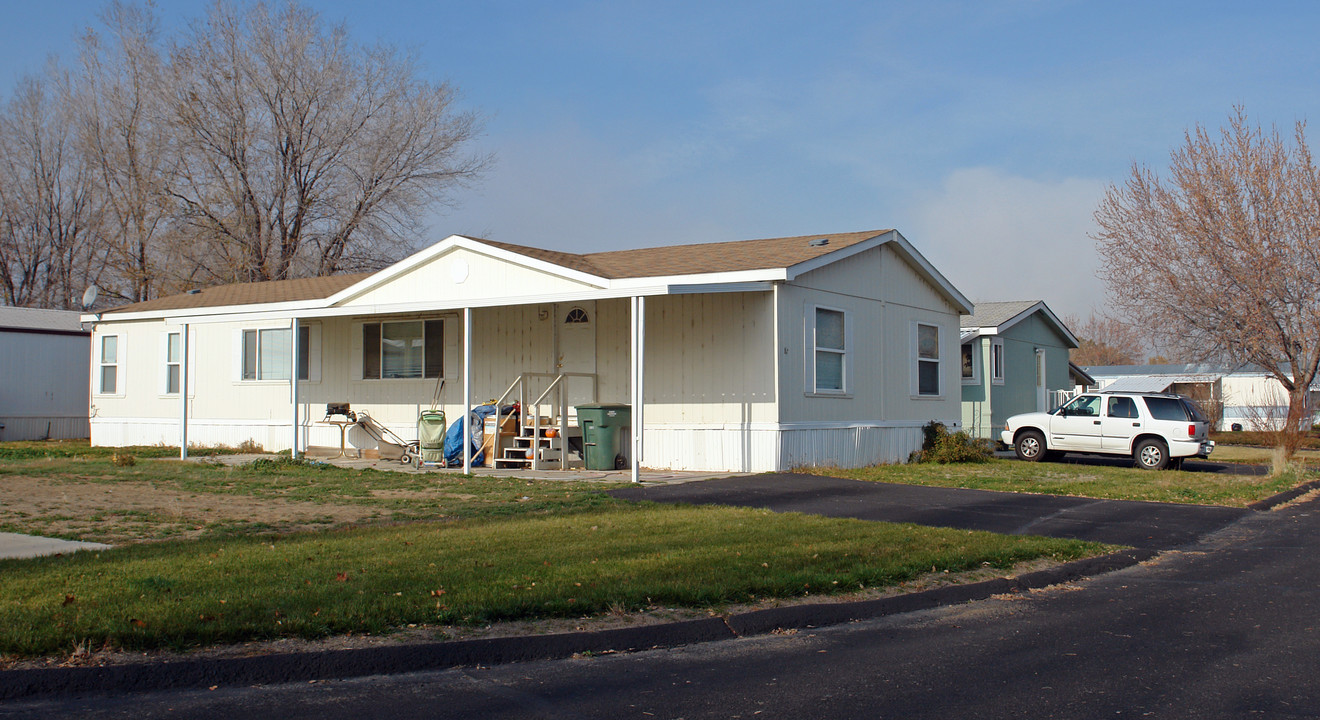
[98,335,120,395]
[363,319,443,380]
[990,339,1005,384]
[241,327,311,381]
[813,308,847,393]
[914,322,941,397]
[164,332,181,394]
[960,342,979,384]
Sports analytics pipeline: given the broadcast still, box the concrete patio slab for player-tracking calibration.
[0,532,111,560]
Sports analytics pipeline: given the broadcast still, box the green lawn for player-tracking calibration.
[811,458,1307,507]
[0,504,1109,658]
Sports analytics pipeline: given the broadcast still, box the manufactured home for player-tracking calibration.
[0,307,90,441]
[960,301,1078,440]
[1085,364,1320,431]
[84,229,972,473]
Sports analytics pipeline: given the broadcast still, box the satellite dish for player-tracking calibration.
[81,285,99,309]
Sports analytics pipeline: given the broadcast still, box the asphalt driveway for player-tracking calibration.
[611,473,1253,549]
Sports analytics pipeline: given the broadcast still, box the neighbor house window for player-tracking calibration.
[813,307,847,393]
[98,335,120,394]
[164,332,181,394]
[991,339,1005,384]
[914,322,941,396]
[363,319,443,380]
[961,342,979,384]
[242,326,311,381]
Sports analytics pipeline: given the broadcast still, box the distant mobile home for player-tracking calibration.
[0,307,90,441]
[84,229,972,472]
[959,301,1079,440]
[1084,364,1320,431]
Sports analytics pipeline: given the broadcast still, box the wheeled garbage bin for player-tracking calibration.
[576,403,631,470]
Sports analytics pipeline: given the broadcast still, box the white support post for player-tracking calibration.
[291,317,300,459]
[630,296,645,483]
[179,323,189,460]
[463,307,472,474]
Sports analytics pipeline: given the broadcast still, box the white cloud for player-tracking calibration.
[904,167,1109,321]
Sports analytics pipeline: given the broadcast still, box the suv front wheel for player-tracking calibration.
[1134,438,1169,470]
[1014,430,1047,462]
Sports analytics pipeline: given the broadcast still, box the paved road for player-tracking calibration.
[7,496,1320,719]
[612,473,1252,549]
[993,449,1270,476]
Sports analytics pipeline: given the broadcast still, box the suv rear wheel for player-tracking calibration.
[1014,430,1047,462]
[1134,438,1169,470]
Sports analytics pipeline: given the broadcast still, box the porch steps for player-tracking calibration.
[493,417,584,469]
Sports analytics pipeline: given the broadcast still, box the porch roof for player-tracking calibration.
[89,228,972,323]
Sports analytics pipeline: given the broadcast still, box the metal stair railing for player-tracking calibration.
[492,372,598,469]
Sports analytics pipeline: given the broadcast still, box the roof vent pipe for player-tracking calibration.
[809,238,830,247]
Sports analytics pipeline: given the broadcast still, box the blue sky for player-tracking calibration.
[3,0,1319,319]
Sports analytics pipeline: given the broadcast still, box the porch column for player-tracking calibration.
[290,317,300,459]
[179,323,189,460]
[463,307,472,474]
[630,296,645,483]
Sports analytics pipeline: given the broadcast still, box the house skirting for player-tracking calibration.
[0,415,89,442]
[90,417,941,471]
[644,421,935,472]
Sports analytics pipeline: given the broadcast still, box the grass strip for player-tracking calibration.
[0,504,1109,658]
[812,458,1308,506]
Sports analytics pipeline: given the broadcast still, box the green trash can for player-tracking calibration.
[576,403,631,470]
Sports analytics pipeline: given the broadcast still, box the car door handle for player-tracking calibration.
[1132,422,1141,427]
[1093,420,1101,425]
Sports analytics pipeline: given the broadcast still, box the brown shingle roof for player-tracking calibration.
[102,273,372,315]
[101,229,894,315]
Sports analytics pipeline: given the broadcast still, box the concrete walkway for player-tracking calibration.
[0,532,110,560]
[610,473,1254,549]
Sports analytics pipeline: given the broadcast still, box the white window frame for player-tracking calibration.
[361,318,444,381]
[97,334,123,397]
[235,325,318,383]
[960,341,980,385]
[991,338,1005,385]
[162,331,181,395]
[911,321,943,398]
[804,304,852,397]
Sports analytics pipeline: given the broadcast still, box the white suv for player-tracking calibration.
[1001,392,1215,470]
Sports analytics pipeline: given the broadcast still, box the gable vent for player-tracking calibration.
[809,238,830,247]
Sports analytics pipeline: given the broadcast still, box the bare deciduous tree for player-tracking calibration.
[1094,108,1320,471]
[161,0,488,284]
[1065,312,1145,367]
[71,1,174,303]
[0,71,104,308]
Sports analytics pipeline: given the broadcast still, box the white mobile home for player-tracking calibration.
[1085,363,1320,431]
[0,307,90,441]
[85,229,972,473]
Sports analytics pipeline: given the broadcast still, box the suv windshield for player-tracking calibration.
[1144,396,1190,421]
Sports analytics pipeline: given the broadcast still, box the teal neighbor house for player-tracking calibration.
[960,301,1087,440]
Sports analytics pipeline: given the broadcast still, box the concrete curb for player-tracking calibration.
[0,548,1156,702]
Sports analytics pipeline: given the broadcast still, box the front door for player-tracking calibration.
[556,301,596,417]
[1049,394,1105,451]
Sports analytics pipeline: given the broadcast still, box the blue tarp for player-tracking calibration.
[444,404,499,466]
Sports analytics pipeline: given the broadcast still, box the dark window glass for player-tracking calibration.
[1144,396,1189,421]
[1107,396,1138,419]
[298,326,310,381]
[425,320,443,378]
[363,323,381,379]
[961,344,974,378]
[242,330,258,380]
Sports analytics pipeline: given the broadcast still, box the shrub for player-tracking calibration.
[910,421,992,464]
[111,453,137,467]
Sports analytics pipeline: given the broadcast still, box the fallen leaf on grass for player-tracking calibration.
[62,595,76,606]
